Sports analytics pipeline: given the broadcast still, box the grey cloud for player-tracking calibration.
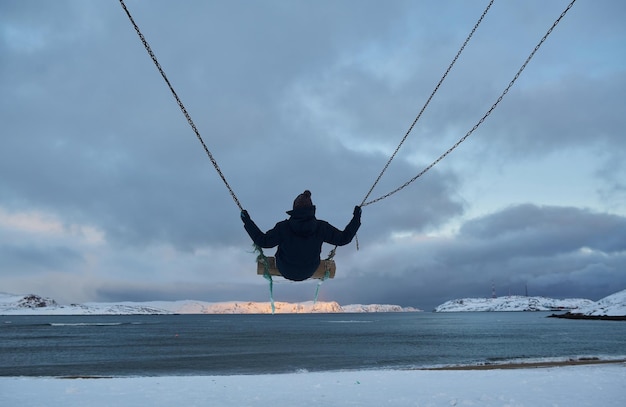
[459,204,626,255]
[324,205,626,310]
[0,243,84,273]
[2,1,624,308]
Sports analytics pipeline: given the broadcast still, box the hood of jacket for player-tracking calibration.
[286,206,317,236]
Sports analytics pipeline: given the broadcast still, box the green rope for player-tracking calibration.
[255,245,337,311]
[313,267,331,305]
[263,270,275,314]
[254,244,275,314]
[313,247,337,305]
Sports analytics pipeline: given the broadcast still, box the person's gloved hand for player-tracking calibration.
[241,210,251,223]
[353,205,362,218]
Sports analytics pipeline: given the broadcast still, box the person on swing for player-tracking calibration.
[240,190,361,281]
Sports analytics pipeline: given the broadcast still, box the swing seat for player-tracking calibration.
[257,257,336,279]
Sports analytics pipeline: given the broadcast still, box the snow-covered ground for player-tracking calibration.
[1,363,625,407]
[2,289,626,316]
[434,295,594,312]
[0,292,419,315]
[573,289,626,317]
[434,289,626,316]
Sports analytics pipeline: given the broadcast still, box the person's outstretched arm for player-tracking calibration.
[241,210,281,248]
[323,206,361,246]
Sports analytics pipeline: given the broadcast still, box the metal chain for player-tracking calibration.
[362,0,577,207]
[360,0,495,207]
[118,0,243,211]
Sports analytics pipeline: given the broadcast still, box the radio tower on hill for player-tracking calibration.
[491,281,497,299]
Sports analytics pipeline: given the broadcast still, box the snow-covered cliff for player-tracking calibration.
[0,293,420,315]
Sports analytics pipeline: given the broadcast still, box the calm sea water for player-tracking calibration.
[1,312,625,377]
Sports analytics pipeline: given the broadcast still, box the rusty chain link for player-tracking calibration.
[118,0,576,212]
[118,0,243,211]
[362,0,577,207]
[361,0,496,207]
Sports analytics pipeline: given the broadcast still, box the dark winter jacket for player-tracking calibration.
[242,206,361,281]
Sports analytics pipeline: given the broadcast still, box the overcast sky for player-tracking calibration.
[1,0,625,310]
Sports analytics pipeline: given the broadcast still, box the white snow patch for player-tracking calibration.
[434,295,594,312]
[434,290,626,317]
[0,293,420,315]
[1,364,625,407]
[572,289,626,317]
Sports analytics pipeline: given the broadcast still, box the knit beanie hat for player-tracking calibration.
[293,190,313,209]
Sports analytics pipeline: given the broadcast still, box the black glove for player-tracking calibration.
[241,210,251,223]
[353,205,362,218]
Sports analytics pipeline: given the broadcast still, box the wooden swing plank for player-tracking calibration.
[257,257,336,279]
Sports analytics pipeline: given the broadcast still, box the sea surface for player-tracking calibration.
[1,312,625,377]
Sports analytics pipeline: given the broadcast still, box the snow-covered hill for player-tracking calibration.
[434,295,594,312]
[565,289,626,318]
[434,289,626,318]
[555,290,626,320]
[0,293,420,315]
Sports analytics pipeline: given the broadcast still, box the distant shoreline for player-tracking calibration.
[548,312,626,321]
[422,358,626,371]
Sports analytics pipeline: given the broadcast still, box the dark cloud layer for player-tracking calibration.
[324,205,626,310]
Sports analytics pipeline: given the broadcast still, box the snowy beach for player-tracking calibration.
[2,362,625,407]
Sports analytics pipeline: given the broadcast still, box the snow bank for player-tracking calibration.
[1,364,625,407]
